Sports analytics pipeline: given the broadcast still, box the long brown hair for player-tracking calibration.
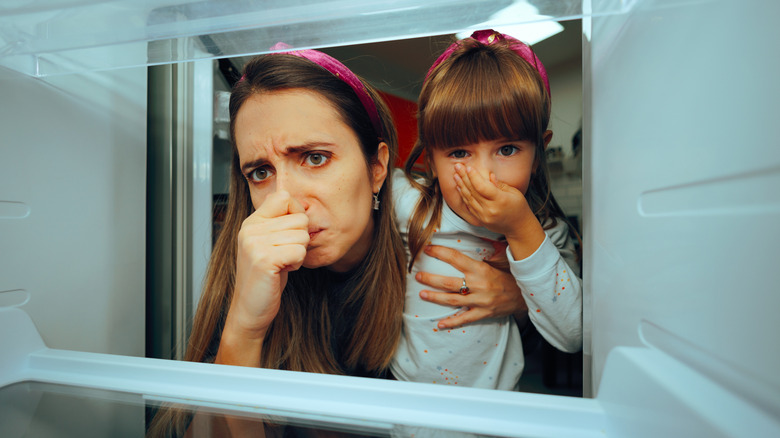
[148,54,405,437]
[405,37,572,270]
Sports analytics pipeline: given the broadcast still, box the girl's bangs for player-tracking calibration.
[420,47,547,150]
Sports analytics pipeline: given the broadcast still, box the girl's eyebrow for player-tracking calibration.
[240,141,336,174]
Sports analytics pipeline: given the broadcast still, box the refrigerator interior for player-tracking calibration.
[1,0,779,436]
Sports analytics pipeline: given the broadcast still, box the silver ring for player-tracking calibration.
[459,278,470,295]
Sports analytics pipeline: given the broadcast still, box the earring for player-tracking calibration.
[372,193,380,210]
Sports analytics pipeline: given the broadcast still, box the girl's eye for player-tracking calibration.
[450,150,468,159]
[249,167,273,182]
[305,153,328,166]
[499,145,518,156]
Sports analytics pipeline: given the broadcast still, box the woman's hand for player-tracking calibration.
[416,245,528,329]
[217,190,309,366]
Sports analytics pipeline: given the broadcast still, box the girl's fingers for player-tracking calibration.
[454,164,478,199]
[464,167,498,199]
[455,174,476,207]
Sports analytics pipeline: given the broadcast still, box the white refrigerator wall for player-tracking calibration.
[0,66,147,357]
[587,0,780,396]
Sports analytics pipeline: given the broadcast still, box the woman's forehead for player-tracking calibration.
[234,90,361,163]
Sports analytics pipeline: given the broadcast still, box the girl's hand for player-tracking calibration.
[454,164,545,260]
[453,163,534,237]
[415,245,528,329]
[219,190,309,364]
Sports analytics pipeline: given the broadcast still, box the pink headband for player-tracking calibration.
[242,42,383,138]
[426,29,551,97]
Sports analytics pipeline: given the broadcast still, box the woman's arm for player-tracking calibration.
[216,190,309,366]
[183,191,309,438]
[418,223,583,353]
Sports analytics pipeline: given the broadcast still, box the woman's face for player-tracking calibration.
[234,89,388,272]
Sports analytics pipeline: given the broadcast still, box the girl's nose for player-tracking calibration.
[475,154,495,175]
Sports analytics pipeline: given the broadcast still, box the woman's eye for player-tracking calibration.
[249,167,272,182]
[499,145,518,156]
[305,153,328,166]
[450,150,468,159]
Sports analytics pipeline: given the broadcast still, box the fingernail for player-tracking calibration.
[419,291,428,299]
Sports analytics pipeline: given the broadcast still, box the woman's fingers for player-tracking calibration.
[436,307,492,330]
[415,270,466,295]
[242,214,309,240]
[274,244,309,272]
[255,190,305,217]
[418,244,527,326]
[422,245,485,275]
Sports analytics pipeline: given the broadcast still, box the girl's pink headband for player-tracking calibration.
[241,42,383,138]
[426,29,551,97]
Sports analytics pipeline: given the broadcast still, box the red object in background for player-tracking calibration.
[377,91,419,167]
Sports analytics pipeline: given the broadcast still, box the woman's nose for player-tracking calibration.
[275,170,309,210]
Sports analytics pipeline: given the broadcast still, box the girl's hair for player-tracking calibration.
[148,54,405,437]
[404,34,573,271]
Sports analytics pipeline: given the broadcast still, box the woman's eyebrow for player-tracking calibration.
[283,142,336,156]
[240,142,336,174]
[240,157,267,175]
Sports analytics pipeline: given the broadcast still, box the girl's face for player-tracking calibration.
[430,138,538,226]
[234,89,388,272]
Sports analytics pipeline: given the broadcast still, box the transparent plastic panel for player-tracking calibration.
[0,381,395,437]
[0,0,632,76]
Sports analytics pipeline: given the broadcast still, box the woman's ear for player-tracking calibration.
[371,142,390,193]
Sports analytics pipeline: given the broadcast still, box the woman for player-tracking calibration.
[150,46,530,437]
[150,47,405,437]
[198,48,405,377]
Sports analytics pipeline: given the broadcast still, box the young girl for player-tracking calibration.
[390,30,582,391]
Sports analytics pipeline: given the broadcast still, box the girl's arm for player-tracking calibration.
[507,220,582,353]
[444,165,582,351]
